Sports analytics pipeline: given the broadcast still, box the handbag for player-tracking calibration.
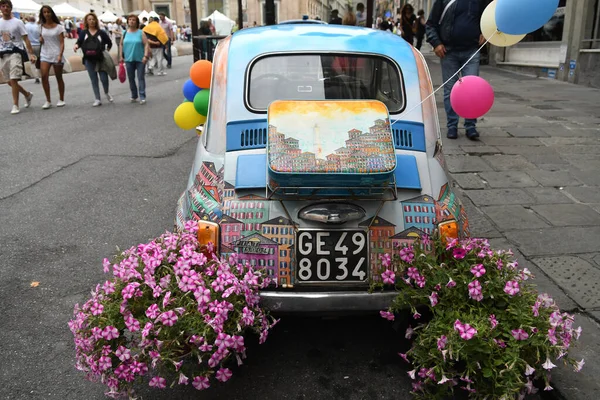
[118,61,126,83]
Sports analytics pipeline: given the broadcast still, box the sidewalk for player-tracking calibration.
[425,53,600,399]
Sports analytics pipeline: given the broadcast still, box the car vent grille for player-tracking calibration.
[393,129,413,149]
[240,128,267,148]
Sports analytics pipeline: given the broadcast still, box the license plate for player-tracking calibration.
[296,230,369,283]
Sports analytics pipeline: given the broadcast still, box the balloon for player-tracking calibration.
[480,1,525,47]
[450,76,494,119]
[495,0,559,35]
[193,90,210,116]
[190,60,212,89]
[174,102,206,130]
[182,79,202,102]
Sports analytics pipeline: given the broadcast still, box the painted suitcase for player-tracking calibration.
[267,100,397,190]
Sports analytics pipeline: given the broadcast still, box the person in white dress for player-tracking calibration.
[38,5,65,109]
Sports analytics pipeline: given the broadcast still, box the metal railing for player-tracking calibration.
[192,35,228,62]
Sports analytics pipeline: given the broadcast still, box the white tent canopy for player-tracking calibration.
[202,10,235,35]
[99,10,117,22]
[138,10,149,20]
[12,0,42,13]
[53,2,86,17]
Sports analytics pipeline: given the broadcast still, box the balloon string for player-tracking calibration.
[391,30,498,127]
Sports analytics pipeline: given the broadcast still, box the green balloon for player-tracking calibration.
[193,90,210,116]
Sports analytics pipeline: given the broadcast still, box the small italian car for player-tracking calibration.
[175,23,469,313]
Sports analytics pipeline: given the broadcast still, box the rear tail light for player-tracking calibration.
[438,220,459,243]
[197,220,220,251]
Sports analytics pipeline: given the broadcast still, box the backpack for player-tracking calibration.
[82,31,103,59]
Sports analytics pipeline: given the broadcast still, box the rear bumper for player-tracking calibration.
[259,290,397,313]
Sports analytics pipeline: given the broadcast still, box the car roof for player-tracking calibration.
[279,19,327,24]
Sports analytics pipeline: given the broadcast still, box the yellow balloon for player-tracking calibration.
[174,102,206,130]
[481,0,526,47]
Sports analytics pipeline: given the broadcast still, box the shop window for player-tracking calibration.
[583,0,600,49]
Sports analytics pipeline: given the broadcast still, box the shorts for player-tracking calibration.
[0,53,23,80]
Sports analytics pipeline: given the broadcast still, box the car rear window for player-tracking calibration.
[247,54,405,113]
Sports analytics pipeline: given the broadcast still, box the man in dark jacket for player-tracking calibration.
[426,0,490,140]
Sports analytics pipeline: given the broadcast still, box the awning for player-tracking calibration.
[11,0,42,13]
[53,2,86,18]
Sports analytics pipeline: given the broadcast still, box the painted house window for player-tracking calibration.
[268,259,275,266]
[280,250,287,257]
[264,226,270,234]
[248,212,254,219]
[259,259,265,266]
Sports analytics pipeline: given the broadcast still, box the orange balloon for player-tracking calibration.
[190,60,213,89]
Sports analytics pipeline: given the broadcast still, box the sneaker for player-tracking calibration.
[130,98,137,103]
[11,105,20,114]
[167,64,172,69]
[56,100,65,107]
[466,128,480,141]
[93,100,102,107]
[106,93,114,102]
[35,78,40,84]
[158,72,167,76]
[42,101,52,109]
[140,99,146,105]
[446,127,458,139]
[24,92,33,108]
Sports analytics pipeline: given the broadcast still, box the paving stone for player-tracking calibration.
[524,188,574,204]
[477,127,511,137]
[539,137,600,146]
[478,116,548,127]
[527,170,583,187]
[459,145,501,155]
[570,169,600,185]
[478,171,540,188]
[482,205,550,230]
[442,147,466,155]
[445,155,493,173]
[564,187,600,203]
[531,204,600,227]
[531,256,600,309]
[506,127,550,137]
[591,204,600,214]
[464,188,535,206]
[451,173,487,189]
[550,313,600,400]
[562,155,600,172]
[521,152,568,165]
[481,137,544,146]
[456,194,503,238]
[481,155,537,171]
[505,226,600,256]
[556,145,600,155]
[494,145,559,156]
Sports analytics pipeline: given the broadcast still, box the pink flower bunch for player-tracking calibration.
[454,319,477,340]
[467,280,483,301]
[381,269,395,285]
[68,221,277,398]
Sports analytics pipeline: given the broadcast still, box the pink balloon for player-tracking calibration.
[450,76,495,119]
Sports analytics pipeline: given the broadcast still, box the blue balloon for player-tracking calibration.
[183,79,202,102]
[495,0,559,35]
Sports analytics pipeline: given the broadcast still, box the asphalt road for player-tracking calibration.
[0,55,414,399]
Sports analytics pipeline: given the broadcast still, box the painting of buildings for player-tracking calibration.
[359,216,396,278]
[221,181,235,214]
[261,217,296,287]
[227,194,269,237]
[400,195,437,234]
[220,215,244,245]
[231,233,279,279]
[390,226,432,256]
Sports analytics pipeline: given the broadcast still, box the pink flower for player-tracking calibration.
[470,264,486,277]
[380,311,395,321]
[178,373,189,385]
[399,246,415,263]
[215,368,233,382]
[405,325,414,339]
[407,267,419,280]
[379,253,391,268]
[407,369,416,380]
[115,346,131,362]
[446,277,456,288]
[489,314,498,329]
[429,292,439,307]
[421,234,431,247]
[98,355,112,371]
[381,270,395,285]
[90,302,104,316]
[452,247,467,259]
[415,275,426,288]
[504,280,520,296]
[149,376,166,389]
[493,339,506,348]
[146,304,160,319]
[574,359,585,372]
[159,310,178,327]
[459,323,477,340]
[192,376,210,390]
[102,326,119,340]
[437,335,447,350]
[103,258,111,273]
[525,364,535,376]
[542,357,557,370]
[511,329,529,341]
[468,280,483,301]
[413,312,421,319]
[398,352,409,362]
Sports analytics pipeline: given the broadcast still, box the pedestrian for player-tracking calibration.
[329,9,342,25]
[74,12,113,106]
[64,17,72,38]
[120,14,149,104]
[342,6,356,26]
[426,0,490,140]
[399,4,416,45]
[38,5,66,109]
[24,15,40,83]
[0,0,37,114]
[415,10,426,50]
[355,3,366,27]
[142,17,168,76]
[158,12,173,69]
[140,17,147,29]
[112,18,122,58]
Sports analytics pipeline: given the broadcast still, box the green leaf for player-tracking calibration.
[482,368,493,378]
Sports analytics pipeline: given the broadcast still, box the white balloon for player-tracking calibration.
[481,0,526,47]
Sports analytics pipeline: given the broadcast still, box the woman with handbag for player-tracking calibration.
[73,12,113,107]
[38,5,65,109]
[120,14,150,104]
[399,4,417,45]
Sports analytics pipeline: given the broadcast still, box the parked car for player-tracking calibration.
[176,23,469,313]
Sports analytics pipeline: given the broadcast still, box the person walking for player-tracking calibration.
[158,12,172,69]
[142,17,168,76]
[120,14,149,104]
[74,12,113,106]
[24,16,40,83]
[0,0,37,114]
[415,10,426,50]
[38,5,66,109]
[329,10,342,25]
[426,0,490,140]
[112,18,123,60]
[399,4,417,45]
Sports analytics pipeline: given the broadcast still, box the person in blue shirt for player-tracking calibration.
[426,0,491,140]
[120,14,150,104]
[24,16,40,83]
